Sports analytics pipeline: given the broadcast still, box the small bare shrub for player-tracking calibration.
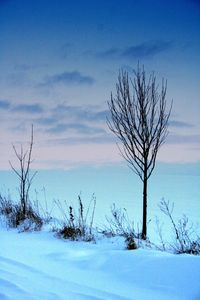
[104,204,138,249]
[55,194,96,242]
[104,204,136,236]
[59,225,82,240]
[125,232,138,250]
[159,198,200,255]
[0,194,43,230]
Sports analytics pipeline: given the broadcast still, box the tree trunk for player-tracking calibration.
[142,167,148,240]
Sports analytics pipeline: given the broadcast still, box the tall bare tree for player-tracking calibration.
[107,66,172,239]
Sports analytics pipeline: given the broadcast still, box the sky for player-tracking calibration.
[0,0,200,171]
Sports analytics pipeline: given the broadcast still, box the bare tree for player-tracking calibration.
[9,125,37,216]
[107,66,172,239]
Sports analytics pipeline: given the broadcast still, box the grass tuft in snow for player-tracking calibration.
[158,198,200,255]
[55,194,96,242]
[0,194,43,231]
[102,204,138,250]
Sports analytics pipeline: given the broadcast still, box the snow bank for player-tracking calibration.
[1,228,200,300]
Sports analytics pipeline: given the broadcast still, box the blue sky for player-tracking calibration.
[0,0,200,170]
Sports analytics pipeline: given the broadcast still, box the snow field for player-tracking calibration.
[1,228,200,300]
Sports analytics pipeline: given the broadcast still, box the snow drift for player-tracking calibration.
[1,228,200,300]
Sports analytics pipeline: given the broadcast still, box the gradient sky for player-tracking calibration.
[0,0,200,170]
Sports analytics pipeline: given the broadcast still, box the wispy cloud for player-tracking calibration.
[34,105,109,141]
[97,40,172,60]
[0,99,123,148]
[0,100,11,110]
[46,123,105,135]
[46,134,115,145]
[36,117,57,126]
[0,99,44,116]
[122,40,172,59]
[169,120,194,128]
[167,134,200,144]
[12,103,43,114]
[40,71,95,87]
[97,47,120,59]
[53,105,108,122]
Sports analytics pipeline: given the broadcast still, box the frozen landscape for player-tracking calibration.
[1,222,200,300]
[0,160,200,300]
[1,0,200,299]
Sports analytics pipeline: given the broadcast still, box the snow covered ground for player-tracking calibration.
[1,226,200,300]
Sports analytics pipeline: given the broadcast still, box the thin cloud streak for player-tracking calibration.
[36,117,57,126]
[46,134,115,145]
[167,134,200,144]
[122,41,172,59]
[46,123,106,135]
[53,105,109,122]
[39,71,95,87]
[97,40,173,60]
[12,103,43,114]
[169,120,194,128]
